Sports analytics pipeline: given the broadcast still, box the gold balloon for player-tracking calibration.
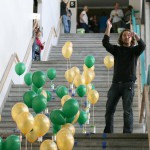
[40,90,47,98]
[33,114,50,137]
[62,45,73,59]
[65,69,75,83]
[83,64,94,71]
[56,129,74,150]
[87,90,99,105]
[62,123,75,136]
[83,70,94,85]
[40,140,58,150]
[73,74,85,87]
[86,84,92,93]
[16,112,34,135]
[104,55,114,69]
[71,67,80,76]
[72,111,80,124]
[11,102,29,122]
[26,130,38,143]
[61,95,71,106]
[65,41,73,47]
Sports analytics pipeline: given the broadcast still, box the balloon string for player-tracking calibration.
[25,137,27,150]
[93,105,94,125]
[67,59,69,89]
[20,132,22,150]
[108,69,109,88]
[81,98,82,110]
[31,143,32,150]
[69,58,72,69]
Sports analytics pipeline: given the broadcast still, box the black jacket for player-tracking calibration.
[102,35,146,83]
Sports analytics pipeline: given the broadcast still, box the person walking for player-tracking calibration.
[80,6,89,33]
[110,2,124,33]
[61,0,69,33]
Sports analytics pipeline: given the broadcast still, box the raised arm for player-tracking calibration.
[132,32,146,56]
[102,19,117,55]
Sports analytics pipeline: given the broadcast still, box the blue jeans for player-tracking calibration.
[104,82,134,133]
[62,15,69,33]
[68,20,71,33]
[80,23,89,33]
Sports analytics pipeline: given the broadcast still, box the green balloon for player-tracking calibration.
[32,95,47,113]
[0,137,3,150]
[23,90,36,108]
[32,71,46,88]
[3,135,20,150]
[24,72,32,86]
[84,55,95,68]
[15,62,26,76]
[62,98,79,118]
[66,116,75,123]
[50,110,66,125]
[78,110,88,125]
[52,124,61,134]
[47,68,56,80]
[76,84,87,97]
[46,90,52,102]
[56,86,68,98]
[31,84,43,93]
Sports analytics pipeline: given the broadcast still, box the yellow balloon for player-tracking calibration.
[62,45,73,59]
[83,70,94,85]
[104,55,114,69]
[33,114,50,137]
[87,90,99,105]
[83,64,94,71]
[40,90,47,98]
[56,129,74,150]
[65,41,73,47]
[72,111,80,124]
[61,95,71,106]
[40,140,58,150]
[73,74,85,87]
[71,67,80,76]
[86,84,92,93]
[26,130,38,143]
[16,112,34,135]
[62,123,75,136]
[65,69,75,83]
[11,102,29,122]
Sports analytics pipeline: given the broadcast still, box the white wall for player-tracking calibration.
[0,0,62,111]
[0,0,33,80]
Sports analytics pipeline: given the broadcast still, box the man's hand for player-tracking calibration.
[106,18,112,29]
[131,32,140,41]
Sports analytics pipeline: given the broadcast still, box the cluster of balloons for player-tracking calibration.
[11,102,50,143]
[0,135,20,150]
[62,41,73,59]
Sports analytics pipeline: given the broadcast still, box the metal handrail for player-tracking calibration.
[0,17,62,93]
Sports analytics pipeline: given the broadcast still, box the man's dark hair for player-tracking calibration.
[118,29,136,46]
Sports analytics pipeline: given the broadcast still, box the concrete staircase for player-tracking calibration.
[0,33,149,149]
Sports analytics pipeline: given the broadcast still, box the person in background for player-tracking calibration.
[102,19,146,133]
[67,2,72,33]
[93,15,99,33]
[88,16,94,32]
[123,5,133,29]
[32,29,44,61]
[110,2,124,33]
[61,0,69,33]
[98,12,107,33]
[80,6,89,33]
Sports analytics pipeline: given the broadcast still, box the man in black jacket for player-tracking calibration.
[61,0,69,33]
[102,19,146,133]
